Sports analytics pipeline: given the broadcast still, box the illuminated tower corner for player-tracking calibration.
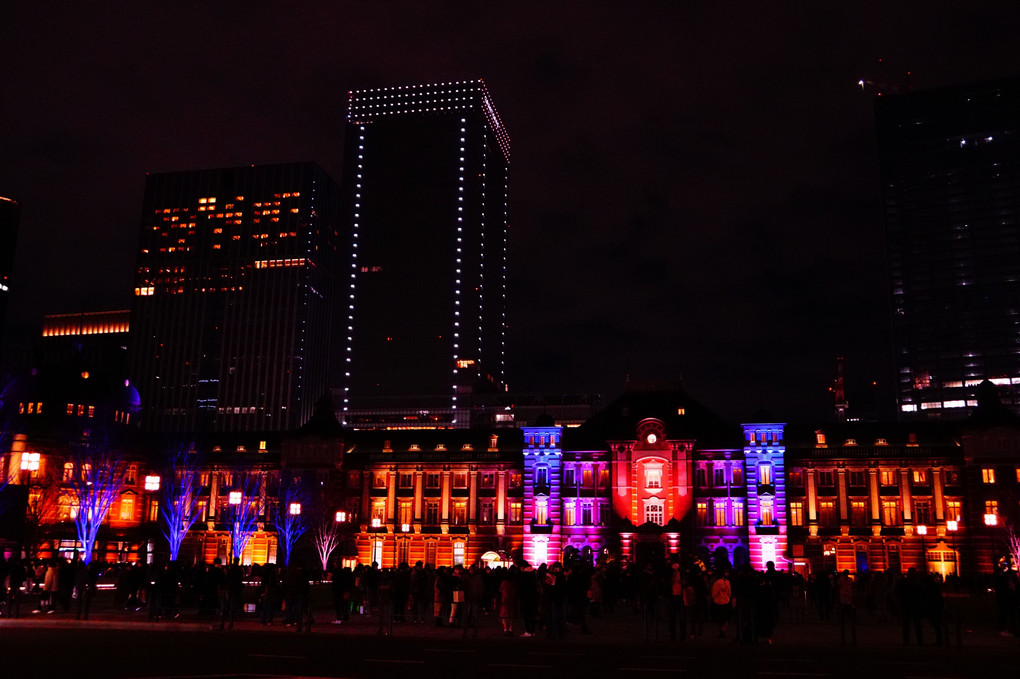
[0,195,21,342]
[743,421,788,570]
[521,423,562,566]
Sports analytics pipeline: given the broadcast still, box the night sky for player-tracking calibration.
[4,2,1020,422]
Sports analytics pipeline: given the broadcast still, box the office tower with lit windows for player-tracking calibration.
[130,163,341,433]
[340,80,510,428]
[877,78,1020,419]
[0,195,21,343]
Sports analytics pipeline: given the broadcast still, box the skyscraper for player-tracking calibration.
[0,195,21,343]
[131,163,341,433]
[340,80,510,428]
[877,78,1020,419]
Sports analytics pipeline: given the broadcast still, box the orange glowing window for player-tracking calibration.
[213,244,221,250]
[213,228,222,234]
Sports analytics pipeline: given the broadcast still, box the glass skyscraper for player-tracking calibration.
[130,163,341,433]
[340,80,510,428]
[878,79,1020,418]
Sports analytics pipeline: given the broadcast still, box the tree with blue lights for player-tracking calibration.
[275,477,308,566]
[225,470,263,561]
[67,441,125,564]
[160,445,202,562]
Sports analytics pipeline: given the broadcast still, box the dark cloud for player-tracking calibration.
[2,1,1020,421]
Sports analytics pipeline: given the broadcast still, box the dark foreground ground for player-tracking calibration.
[1,585,1017,678]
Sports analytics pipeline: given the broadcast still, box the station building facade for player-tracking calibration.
[3,382,1019,575]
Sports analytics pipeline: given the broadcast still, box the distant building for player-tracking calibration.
[877,78,1020,419]
[130,163,342,433]
[340,80,510,428]
[0,195,20,344]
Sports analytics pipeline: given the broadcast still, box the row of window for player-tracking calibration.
[788,499,966,527]
[694,499,747,527]
[361,470,524,490]
[787,468,969,487]
[369,498,525,526]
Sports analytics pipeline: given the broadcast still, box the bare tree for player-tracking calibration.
[160,446,202,562]
[275,478,308,566]
[67,443,125,564]
[21,470,61,560]
[1007,522,1020,571]
[312,513,341,573]
[225,470,262,561]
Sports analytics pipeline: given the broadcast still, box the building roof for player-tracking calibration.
[564,382,740,450]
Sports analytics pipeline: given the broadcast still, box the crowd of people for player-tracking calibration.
[2,551,1018,644]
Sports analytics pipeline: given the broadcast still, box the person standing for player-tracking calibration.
[667,561,687,642]
[710,570,732,639]
[498,567,519,637]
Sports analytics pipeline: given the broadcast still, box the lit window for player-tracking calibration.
[985,500,998,516]
[912,469,928,485]
[696,501,708,526]
[819,501,835,526]
[882,500,901,526]
[759,464,773,485]
[645,467,662,489]
[509,500,522,524]
[452,500,467,525]
[20,452,40,471]
[759,499,774,525]
[982,468,996,484]
[714,501,727,526]
[535,499,548,524]
[789,501,804,526]
[851,501,868,526]
[119,496,134,521]
[731,500,744,526]
[564,501,575,526]
[880,469,897,486]
[453,541,465,566]
[945,500,962,524]
[646,503,664,525]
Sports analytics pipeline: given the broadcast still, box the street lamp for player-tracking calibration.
[289,502,302,516]
[229,491,242,561]
[947,519,959,575]
[917,525,928,573]
[984,513,998,526]
[145,475,161,491]
[335,510,346,523]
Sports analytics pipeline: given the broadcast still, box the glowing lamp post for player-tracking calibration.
[371,517,381,529]
[335,510,346,523]
[917,525,927,572]
[228,491,242,560]
[947,519,959,574]
[144,475,161,492]
[289,502,302,516]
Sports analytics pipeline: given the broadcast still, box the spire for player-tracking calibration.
[832,356,848,422]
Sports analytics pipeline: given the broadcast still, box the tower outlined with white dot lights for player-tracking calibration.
[0,195,20,341]
[340,80,510,429]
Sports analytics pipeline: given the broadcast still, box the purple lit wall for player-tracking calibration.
[521,425,562,566]
[743,422,788,571]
